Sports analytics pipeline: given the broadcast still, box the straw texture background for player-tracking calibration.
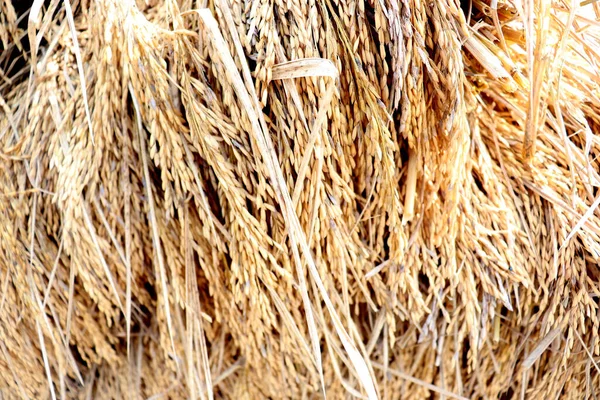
[1,0,600,398]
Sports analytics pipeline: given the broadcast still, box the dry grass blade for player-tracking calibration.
[41,235,64,308]
[523,328,562,370]
[36,321,57,400]
[27,0,45,73]
[402,148,418,224]
[270,59,338,80]
[561,193,600,248]
[463,35,512,82]
[574,330,600,375]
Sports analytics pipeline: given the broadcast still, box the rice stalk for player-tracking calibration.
[2,0,600,398]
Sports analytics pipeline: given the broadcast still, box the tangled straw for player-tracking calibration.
[2,0,600,398]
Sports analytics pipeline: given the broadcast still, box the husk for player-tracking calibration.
[1,0,600,398]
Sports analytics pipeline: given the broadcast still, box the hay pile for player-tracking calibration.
[2,0,600,398]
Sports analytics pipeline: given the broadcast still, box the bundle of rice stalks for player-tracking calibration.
[2,0,600,398]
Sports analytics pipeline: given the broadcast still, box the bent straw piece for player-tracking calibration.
[523,328,562,370]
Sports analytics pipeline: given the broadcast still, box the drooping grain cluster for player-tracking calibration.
[2,0,600,398]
